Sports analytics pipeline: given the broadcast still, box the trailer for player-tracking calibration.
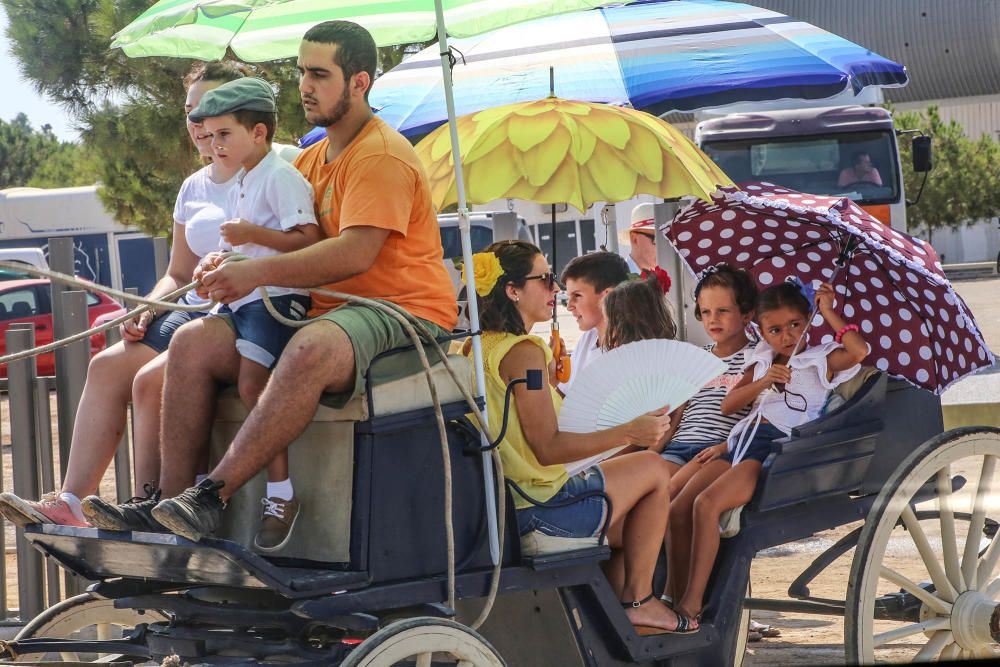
[0,186,160,295]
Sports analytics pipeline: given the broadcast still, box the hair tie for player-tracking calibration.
[696,263,728,286]
[640,266,672,295]
[785,275,816,304]
[461,251,505,297]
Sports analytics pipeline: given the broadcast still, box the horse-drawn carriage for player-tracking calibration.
[4,337,1000,666]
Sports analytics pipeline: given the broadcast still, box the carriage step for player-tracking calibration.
[24,524,369,599]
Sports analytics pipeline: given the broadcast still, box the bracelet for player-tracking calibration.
[835,323,860,344]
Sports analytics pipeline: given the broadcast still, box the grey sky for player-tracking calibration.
[1,6,79,142]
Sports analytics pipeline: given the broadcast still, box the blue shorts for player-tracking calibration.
[213,294,310,369]
[516,466,608,538]
[137,297,209,353]
[722,423,786,464]
[661,440,715,466]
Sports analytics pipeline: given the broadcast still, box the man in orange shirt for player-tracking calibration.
[82,21,457,542]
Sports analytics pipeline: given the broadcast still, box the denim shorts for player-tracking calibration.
[661,440,714,466]
[137,298,209,354]
[516,466,608,538]
[722,422,786,464]
[213,294,310,369]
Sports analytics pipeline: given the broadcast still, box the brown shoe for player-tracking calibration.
[254,496,300,552]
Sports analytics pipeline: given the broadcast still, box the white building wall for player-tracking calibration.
[895,95,1000,263]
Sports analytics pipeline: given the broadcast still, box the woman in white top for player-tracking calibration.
[0,62,248,528]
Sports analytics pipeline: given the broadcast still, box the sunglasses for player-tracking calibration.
[774,383,808,413]
[524,272,559,289]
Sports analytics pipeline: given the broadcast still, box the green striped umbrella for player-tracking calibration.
[112,0,616,572]
[111,0,611,60]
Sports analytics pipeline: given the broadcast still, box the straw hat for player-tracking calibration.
[618,202,657,244]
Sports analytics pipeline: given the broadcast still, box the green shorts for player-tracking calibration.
[312,303,452,409]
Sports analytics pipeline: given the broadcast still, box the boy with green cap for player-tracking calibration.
[187,76,322,552]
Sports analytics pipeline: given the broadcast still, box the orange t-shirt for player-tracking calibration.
[294,117,457,330]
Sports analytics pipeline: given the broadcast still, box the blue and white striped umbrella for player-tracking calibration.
[306,0,906,143]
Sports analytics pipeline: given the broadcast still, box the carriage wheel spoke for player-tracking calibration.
[873,617,949,646]
[936,467,965,592]
[912,630,951,662]
[902,505,958,602]
[879,566,952,615]
[415,653,432,667]
[977,530,1000,590]
[939,640,961,660]
[963,456,996,590]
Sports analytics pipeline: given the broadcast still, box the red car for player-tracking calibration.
[0,279,127,377]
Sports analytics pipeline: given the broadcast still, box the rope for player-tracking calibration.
[0,257,508,624]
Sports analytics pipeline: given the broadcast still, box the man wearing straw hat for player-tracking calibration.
[82,20,457,542]
[621,202,658,274]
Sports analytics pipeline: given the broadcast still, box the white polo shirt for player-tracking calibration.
[224,149,318,311]
[558,327,603,395]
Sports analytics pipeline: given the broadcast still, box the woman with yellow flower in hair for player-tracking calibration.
[465,240,698,636]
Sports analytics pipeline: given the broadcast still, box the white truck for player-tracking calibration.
[694,105,932,233]
[0,185,160,293]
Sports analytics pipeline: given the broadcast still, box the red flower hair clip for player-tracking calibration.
[640,266,672,295]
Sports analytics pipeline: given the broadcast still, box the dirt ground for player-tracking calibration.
[0,275,997,663]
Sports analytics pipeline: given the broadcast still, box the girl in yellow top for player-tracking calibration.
[467,240,698,635]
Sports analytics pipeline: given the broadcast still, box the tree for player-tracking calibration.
[892,106,1000,242]
[2,0,431,235]
[0,112,97,188]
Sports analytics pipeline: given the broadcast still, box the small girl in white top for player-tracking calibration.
[671,276,870,621]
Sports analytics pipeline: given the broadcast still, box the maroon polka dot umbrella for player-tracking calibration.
[662,182,996,394]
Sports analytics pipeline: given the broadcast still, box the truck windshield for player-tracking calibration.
[701,130,899,205]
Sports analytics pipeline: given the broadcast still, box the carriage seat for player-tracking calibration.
[520,531,599,557]
[210,352,474,563]
[717,367,882,538]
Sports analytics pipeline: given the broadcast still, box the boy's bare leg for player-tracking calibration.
[233,357,290,485]
[158,318,240,497]
[676,460,761,620]
[209,321,354,501]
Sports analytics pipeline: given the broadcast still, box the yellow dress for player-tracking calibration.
[469,332,569,509]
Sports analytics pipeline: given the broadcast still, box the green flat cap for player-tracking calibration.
[188,77,276,123]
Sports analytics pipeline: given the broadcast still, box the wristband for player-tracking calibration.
[835,323,859,344]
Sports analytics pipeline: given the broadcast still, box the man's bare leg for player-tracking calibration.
[209,321,355,500]
[158,318,240,497]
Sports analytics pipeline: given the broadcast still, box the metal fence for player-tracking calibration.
[1,236,166,623]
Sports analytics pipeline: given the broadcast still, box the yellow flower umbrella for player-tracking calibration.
[415,96,733,212]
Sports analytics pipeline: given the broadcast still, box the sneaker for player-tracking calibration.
[151,479,226,542]
[0,492,89,528]
[82,484,165,532]
[254,496,301,552]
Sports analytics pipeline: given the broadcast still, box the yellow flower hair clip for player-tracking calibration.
[462,251,504,297]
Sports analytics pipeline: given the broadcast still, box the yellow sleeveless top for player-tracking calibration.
[469,332,569,509]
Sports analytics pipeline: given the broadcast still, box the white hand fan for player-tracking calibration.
[559,339,727,475]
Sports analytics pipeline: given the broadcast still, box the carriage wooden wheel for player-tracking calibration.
[12,593,167,663]
[847,427,1000,662]
[341,617,506,667]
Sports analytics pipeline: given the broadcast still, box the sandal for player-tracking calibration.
[659,594,674,608]
[622,594,700,636]
[749,619,781,638]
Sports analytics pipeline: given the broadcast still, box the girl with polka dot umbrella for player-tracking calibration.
[662,182,995,393]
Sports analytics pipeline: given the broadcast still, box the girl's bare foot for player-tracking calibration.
[674,599,701,622]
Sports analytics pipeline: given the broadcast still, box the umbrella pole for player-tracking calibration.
[434,0,500,567]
